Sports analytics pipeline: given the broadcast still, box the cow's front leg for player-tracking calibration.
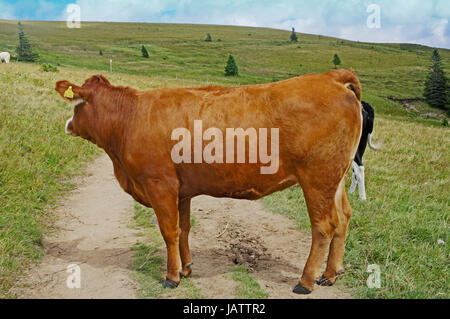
[146,180,182,288]
[179,198,193,277]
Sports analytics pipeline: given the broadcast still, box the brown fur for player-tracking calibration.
[55,69,362,292]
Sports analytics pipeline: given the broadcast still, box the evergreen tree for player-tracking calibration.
[224,54,238,76]
[141,45,149,58]
[205,33,212,42]
[333,53,341,69]
[16,22,38,62]
[290,27,298,43]
[424,49,449,110]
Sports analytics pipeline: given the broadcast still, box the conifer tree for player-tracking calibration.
[224,54,238,76]
[333,53,341,69]
[290,27,298,43]
[16,22,38,62]
[424,49,449,110]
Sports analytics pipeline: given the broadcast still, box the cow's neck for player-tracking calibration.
[95,115,126,158]
[91,90,136,159]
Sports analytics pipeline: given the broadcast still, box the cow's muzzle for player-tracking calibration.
[65,116,76,136]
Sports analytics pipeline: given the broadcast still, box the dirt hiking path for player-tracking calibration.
[13,155,138,298]
[14,154,350,299]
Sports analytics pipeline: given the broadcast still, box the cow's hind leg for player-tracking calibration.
[357,165,366,200]
[179,198,193,277]
[293,182,339,294]
[349,161,358,194]
[317,179,352,286]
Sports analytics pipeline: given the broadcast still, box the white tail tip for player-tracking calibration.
[368,133,381,150]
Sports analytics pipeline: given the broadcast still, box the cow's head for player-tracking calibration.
[55,75,111,143]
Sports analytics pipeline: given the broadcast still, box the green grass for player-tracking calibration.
[131,243,166,298]
[0,64,102,297]
[132,202,203,299]
[230,266,269,299]
[262,116,449,299]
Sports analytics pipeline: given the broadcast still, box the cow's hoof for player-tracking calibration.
[162,280,179,289]
[292,284,312,295]
[180,263,193,278]
[316,276,334,286]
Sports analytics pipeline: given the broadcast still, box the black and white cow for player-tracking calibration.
[350,101,379,200]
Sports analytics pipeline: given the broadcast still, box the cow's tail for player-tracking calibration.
[341,69,362,101]
[328,68,362,101]
[367,114,381,150]
[368,133,380,150]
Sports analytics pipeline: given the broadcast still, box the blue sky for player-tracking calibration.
[1,0,449,49]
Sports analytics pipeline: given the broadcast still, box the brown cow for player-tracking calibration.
[55,69,362,294]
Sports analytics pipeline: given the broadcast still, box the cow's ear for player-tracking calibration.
[55,80,91,101]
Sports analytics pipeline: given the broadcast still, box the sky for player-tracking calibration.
[0,0,449,49]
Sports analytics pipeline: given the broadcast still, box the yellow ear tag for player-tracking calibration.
[64,86,74,99]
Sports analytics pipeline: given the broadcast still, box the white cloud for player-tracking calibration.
[7,0,450,49]
[70,0,178,22]
[339,25,408,44]
[431,18,448,45]
[0,1,16,19]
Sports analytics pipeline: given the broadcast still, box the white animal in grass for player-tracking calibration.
[0,52,10,64]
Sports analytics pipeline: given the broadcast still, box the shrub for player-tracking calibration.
[40,63,58,72]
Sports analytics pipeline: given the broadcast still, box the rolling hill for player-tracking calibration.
[0,20,449,123]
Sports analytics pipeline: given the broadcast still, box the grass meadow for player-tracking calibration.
[0,20,448,298]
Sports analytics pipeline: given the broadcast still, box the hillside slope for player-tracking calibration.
[0,20,449,122]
